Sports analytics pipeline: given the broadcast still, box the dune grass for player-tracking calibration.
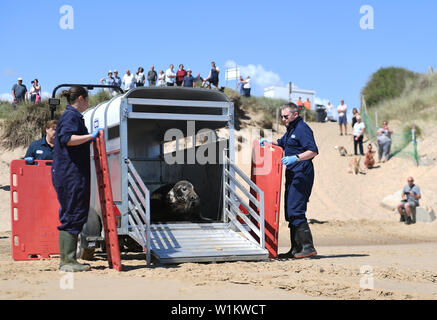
[364,72,437,126]
[0,90,112,150]
[0,87,317,150]
[361,71,437,163]
[224,88,316,129]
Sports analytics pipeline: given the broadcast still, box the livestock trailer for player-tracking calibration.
[82,87,269,265]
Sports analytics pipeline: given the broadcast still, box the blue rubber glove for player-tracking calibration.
[24,157,34,164]
[281,155,298,166]
[91,129,101,140]
[259,138,271,146]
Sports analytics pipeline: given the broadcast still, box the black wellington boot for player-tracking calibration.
[293,222,317,259]
[278,226,300,259]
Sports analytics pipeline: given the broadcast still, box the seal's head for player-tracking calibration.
[166,181,200,216]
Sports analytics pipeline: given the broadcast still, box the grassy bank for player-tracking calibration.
[0,90,112,149]
[224,88,316,130]
[0,88,312,150]
[363,72,437,126]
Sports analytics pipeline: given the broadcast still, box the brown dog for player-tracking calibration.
[347,156,362,175]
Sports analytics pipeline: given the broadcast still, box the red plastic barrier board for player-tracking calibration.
[93,131,122,271]
[10,160,60,260]
[244,140,283,259]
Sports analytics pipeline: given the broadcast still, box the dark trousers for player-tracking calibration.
[354,135,364,155]
[284,167,315,227]
[54,176,90,235]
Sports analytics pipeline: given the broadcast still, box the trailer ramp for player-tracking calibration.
[150,223,268,264]
[126,152,269,265]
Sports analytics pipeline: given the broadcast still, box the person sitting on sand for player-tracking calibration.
[364,144,375,169]
[397,177,421,225]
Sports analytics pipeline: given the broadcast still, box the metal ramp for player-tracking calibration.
[150,223,268,264]
[126,151,269,265]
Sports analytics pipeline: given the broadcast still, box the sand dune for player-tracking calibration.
[0,120,436,300]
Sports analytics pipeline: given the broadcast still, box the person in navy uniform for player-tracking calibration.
[24,120,57,161]
[260,102,319,259]
[52,86,99,272]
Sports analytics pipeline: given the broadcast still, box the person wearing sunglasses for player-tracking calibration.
[260,102,319,259]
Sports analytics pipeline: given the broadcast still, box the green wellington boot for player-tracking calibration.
[59,231,91,272]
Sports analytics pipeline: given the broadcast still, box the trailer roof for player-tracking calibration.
[125,87,231,103]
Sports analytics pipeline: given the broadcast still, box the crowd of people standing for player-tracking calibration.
[100,61,222,95]
[330,99,394,167]
[10,77,42,109]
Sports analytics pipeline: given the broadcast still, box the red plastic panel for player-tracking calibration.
[93,131,122,271]
[242,140,283,259]
[10,160,60,260]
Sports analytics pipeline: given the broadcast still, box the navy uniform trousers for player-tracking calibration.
[52,105,91,235]
[277,116,318,227]
[284,164,315,227]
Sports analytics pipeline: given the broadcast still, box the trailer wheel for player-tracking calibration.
[79,248,96,261]
[77,234,96,260]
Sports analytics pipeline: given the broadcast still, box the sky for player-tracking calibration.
[1,0,437,118]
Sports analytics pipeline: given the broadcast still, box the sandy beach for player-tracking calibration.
[0,121,436,300]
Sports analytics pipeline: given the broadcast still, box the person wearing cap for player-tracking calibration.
[397,177,421,225]
[182,69,195,87]
[100,71,115,86]
[24,120,57,162]
[29,79,42,104]
[147,66,157,86]
[353,115,365,156]
[12,78,28,108]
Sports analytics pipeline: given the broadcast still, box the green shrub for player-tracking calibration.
[361,67,418,107]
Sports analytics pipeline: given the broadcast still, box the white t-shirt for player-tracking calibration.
[158,73,165,86]
[337,104,347,117]
[135,72,145,85]
[353,122,365,136]
[243,78,251,89]
[165,68,176,84]
[123,74,135,91]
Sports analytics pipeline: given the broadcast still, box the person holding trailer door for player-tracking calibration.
[260,102,319,259]
[52,86,100,272]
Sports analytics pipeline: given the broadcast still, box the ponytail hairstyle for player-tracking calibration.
[61,86,88,105]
